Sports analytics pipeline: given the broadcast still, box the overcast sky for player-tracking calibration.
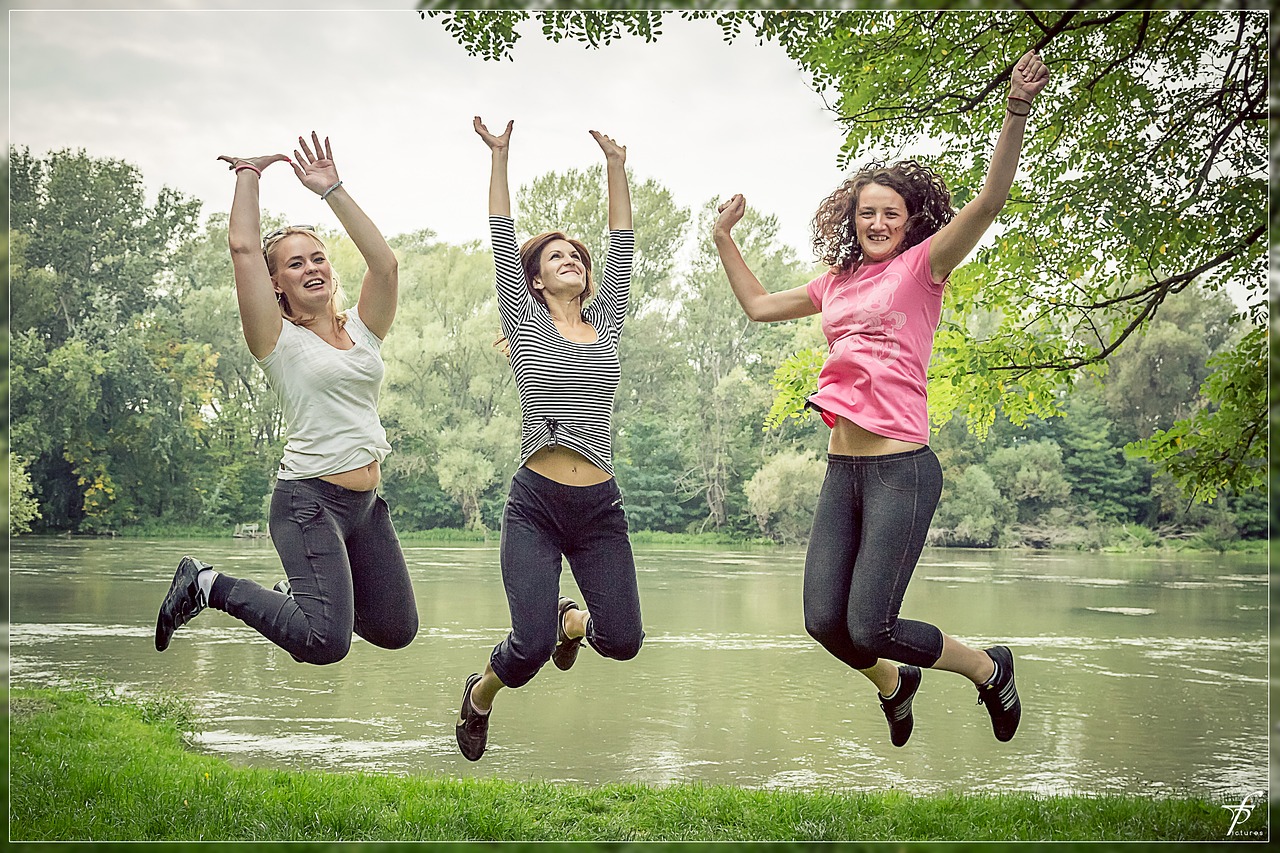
[9,4,871,262]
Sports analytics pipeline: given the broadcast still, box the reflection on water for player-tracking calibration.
[7,537,1269,797]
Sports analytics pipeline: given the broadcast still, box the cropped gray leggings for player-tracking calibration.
[209,477,418,664]
[803,448,945,671]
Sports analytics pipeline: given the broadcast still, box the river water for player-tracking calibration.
[7,536,1270,798]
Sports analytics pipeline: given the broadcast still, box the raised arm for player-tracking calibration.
[290,132,398,338]
[217,153,291,359]
[474,117,513,217]
[590,130,631,231]
[929,49,1050,282]
[713,194,819,323]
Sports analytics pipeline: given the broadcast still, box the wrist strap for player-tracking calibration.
[320,180,343,201]
[1007,95,1033,117]
[234,162,262,177]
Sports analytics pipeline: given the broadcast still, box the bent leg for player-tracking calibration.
[803,460,876,670]
[217,480,355,665]
[844,449,944,668]
[489,476,564,688]
[348,492,418,651]
[566,480,643,662]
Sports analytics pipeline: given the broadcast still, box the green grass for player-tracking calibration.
[397,527,492,542]
[10,687,1233,842]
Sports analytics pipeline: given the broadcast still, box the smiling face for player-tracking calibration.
[519,231,594,307]
[268,233,334,316]
[535,239,587,298]
[854,182,909,263]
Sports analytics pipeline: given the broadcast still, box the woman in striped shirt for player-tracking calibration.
[455,116,642,761]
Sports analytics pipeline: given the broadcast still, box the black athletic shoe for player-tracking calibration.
[976,645,1021,742]
[155,555,211,652]
[551,596,583,671]
[455,673,490,761]
[878,665,922,747]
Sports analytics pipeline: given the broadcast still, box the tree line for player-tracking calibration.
[5,145,1266,548]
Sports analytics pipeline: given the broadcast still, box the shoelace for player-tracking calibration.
[883,699,912,721]
[977,679,1016,710]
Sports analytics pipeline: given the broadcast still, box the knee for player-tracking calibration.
[299,635,352,666]
[598,630,643,662]
[846,618,891,660]
[367,617,418,651]
[804,610,846,650]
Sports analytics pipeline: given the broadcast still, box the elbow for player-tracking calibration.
[742,302,770,324]
[228,238,260,257]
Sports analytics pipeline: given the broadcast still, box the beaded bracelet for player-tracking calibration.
[320,180,343,201]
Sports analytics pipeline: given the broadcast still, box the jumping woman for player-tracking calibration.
[712,50,1050,746]
[455,117,642,761]
[155,133,418,664]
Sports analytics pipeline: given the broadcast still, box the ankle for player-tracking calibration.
[468,685,492,715]
[976,655,998,686]
[566,609,588,640]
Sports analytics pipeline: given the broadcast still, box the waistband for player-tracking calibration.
[275,476,376,499]
[826,446,935,465]
[513,464,619,498]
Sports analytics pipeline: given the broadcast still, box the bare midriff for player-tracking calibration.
[828,415,924,457]
[524,445,613,486]
[319,459,381,492]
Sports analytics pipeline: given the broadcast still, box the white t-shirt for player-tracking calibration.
[257,306,391,480]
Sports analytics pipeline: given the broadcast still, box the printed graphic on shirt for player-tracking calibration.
[827,272,907,365]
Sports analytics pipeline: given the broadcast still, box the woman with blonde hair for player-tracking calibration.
[713,50,1050,746]
[154,132,417,664]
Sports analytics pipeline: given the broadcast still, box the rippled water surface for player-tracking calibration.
[7,537,1270,797]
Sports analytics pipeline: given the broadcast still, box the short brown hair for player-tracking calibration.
[812,160,955,273]
[518,231,594,307]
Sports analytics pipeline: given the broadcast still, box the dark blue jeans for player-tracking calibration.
[489,466,644,688]
[211,477,418,664]
[803,448,945,671]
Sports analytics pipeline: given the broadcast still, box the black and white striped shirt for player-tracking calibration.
[490,215,635,476]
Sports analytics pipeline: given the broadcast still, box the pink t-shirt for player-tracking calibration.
[805,236,946,444]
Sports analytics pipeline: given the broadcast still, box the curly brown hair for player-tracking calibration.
[811,160,955,273]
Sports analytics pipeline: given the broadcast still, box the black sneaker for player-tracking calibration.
[455,673,490,761]
[551,596,583,671]
[155,555,211,652]
[976,645,1021,742]
[878,665,922,747]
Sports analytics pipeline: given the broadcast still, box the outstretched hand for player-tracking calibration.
[291,131,341,196]
[474,117,513,152]
[714,193,747,236]
[1010,49,1050,102]
[218,153,290,173]
[590,130,626,165]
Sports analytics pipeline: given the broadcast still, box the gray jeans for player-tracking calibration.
[211,477,418,664]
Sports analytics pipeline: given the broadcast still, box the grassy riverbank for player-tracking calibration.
[10,687,1232,842]
[56,522,1269,555]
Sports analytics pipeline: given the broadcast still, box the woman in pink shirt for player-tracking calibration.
[714,50,1049,747]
